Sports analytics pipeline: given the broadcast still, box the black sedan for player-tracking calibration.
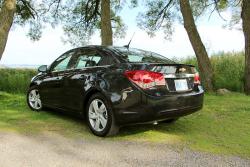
[27,45,204,136]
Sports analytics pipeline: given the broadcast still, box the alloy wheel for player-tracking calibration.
[28,89,42,110]
[88,99,108,132]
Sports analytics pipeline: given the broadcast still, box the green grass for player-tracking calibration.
[0,92,250,157]
[0,92,94,139]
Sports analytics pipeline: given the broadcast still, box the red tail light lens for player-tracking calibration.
[194,73,201,85]
[124,70,166,89]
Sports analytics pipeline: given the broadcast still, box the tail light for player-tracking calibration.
[194,73,201,85]
[124,70,166,89]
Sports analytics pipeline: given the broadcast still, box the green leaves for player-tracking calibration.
[217,0,229,10]
[136,0,177,39]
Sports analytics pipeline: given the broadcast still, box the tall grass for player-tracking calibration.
[183,51,245,92]
[0,68,37,94]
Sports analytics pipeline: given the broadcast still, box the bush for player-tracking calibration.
[0,68,37,94]
[182,51,245,92]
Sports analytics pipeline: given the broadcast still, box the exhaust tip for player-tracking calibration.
[153,121,158,125]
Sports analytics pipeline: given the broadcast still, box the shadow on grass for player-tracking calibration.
[116,119,193,136]
[43,108,189,138]
[37,108,94,137]
[32,107,194,143]
[42,107,85,125]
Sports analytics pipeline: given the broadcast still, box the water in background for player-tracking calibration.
[0,64,39,69]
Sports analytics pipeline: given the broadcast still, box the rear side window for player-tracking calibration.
[75,54,102,69]
[72,49,116,69]
[72,49,102,69]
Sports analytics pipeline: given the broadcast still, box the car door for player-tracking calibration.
[39,50,75,108]
[62,48,106,112]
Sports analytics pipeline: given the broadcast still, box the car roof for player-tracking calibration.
[70,45,132,50]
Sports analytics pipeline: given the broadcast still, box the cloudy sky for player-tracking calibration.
[0,5,244,65]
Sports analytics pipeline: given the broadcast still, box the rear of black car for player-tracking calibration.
[109,47,204,125]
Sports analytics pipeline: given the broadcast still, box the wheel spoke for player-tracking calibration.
[94,119,101,131]
[92,100,99,112]
[89,112,98,119]
[29,94,33,100]
[37,99,42,107]
[99,115,107,128]
[34,101,38,108]
[31,90,36,97]
[29,96,35,102]
[99,104,106,113]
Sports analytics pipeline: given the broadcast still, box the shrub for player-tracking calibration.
[0,68,37,94]
[182,51,245,92]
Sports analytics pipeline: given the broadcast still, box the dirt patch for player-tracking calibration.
[0,131,249,167]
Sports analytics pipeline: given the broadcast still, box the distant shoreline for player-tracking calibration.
[0,64,40,69]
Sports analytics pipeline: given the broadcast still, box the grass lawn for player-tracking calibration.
[0,91,250,157]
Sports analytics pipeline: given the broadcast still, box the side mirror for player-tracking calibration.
[38,65,47,73]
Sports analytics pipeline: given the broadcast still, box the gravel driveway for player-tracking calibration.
[0,132,249,167]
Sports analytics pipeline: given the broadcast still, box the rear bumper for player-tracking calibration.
[114,86,204,126]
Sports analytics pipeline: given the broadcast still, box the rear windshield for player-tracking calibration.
[112,47,175,64]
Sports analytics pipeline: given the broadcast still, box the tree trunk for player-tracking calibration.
[242,0,250,95]
[179,0,214,92]
[0,0,16,61]
[101,0,113,46]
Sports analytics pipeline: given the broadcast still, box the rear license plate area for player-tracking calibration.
[174,79,189,91]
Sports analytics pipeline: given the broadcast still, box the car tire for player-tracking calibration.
[161,118,178,124]
[86,93,119,137]
[27,86,43,111]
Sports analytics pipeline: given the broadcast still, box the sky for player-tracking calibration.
[0,5,244,65]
